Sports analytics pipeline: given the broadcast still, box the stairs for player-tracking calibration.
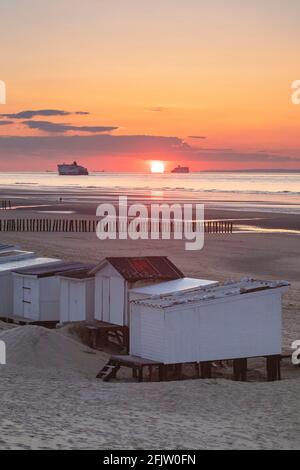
[96,360,120,381]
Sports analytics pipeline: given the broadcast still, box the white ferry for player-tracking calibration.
[57,161,89,176]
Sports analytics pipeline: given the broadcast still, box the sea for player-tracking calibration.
[0,171,299,215]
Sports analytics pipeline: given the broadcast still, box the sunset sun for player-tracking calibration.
[150,161,165,173]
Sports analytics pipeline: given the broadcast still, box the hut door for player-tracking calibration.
[70,282,80,322]
[109,277,125,325]
[22,278,38,320]
[102,277,110,322]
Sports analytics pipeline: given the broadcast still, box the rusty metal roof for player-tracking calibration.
[103,256,184,282]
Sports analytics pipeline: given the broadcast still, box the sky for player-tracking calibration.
[0,0,300,171]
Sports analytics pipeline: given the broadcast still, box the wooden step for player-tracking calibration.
[96,363,120,381]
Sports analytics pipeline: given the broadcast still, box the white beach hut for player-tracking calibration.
[59,266,95,324]
[130,279,289,364]
[0,256,60,317]
[12,261,88,322]
[91,256,185,326]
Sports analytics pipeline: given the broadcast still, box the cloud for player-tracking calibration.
[23,120,118,134]
[0,109,88,119]
[0,133,297,167]
[0,134,187,161]
[192,150,300,163]
[188,135,207,139]
[191,147,233,152]
[145,107,165,113]
[0,120,13,126]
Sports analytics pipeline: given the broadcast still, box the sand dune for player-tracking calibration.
[0,326,108,379]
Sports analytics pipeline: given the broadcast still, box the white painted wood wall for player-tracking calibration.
[59,278,95,323]
[130,289,284,364]
[0,272,16,316]
[93,262,168,326]
[0,258,59,317]
[94,263,127,325]
[13,274,61,321]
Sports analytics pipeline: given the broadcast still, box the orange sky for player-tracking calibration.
[0,0,300,171]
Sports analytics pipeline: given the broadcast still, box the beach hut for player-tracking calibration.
[12,261,89,322]
[130,279,289,364]
[59,266,96,324]
[0,256,60,317]
[91,256,184,326]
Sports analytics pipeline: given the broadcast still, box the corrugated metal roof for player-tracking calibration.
[96,256,184,282]
[13,261,88,278]
[0,244,17,251]
[130,278,218,296]
[0,250,35,262]
[0,257,60,273]
[132,279,290,308]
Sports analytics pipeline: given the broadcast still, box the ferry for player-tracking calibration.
[171,165,189,174]
[57,161,89,176]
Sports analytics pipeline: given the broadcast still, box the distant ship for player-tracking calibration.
[171,165,190,174]
[57,161,89,176]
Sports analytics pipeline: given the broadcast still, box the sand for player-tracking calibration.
[0,327,300,449]
[0,326,109,378]
[0,201,299,449]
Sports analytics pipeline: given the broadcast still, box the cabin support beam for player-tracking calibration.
[200,361,212,379]
[266,355,281,382]
[233,358,248,382]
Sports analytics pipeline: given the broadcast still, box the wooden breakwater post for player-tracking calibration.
[0,218,234,234]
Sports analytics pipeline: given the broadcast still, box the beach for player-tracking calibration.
[2,0,300,452]
[0,179,299,450]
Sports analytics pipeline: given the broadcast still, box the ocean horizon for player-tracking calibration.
[0,170,299,195]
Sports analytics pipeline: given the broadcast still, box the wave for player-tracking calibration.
[8,183,300,196]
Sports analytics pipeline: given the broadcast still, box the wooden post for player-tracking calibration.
[266,355,281,382]
[138,367,143,383]
[233,358,248,381]
[123,327,130,354]
[158,364,167,382]
[200,361,212,379]
[174,363,183,380]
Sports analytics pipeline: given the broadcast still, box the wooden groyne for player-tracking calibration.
[0,218,234,234]
[0,200,12,210]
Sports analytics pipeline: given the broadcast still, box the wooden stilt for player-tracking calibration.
[138,367,143,382]
[266,355,281,382]
[174,363,183,380]
[233,358,247,381]
[200,361,212,379]
[159,364,167,382]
